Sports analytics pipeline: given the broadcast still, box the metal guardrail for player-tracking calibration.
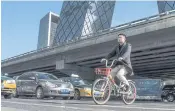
[1,10,175,63]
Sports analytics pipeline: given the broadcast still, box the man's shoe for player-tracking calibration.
[125,85,130,93]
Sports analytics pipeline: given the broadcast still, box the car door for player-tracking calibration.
[22,73,38,95]
[26,73,38,94]
[16,73,29,95]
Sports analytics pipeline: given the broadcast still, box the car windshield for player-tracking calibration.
[36,73,58,80]
[1,76,13,80]
[71,77,90,85]
[163,85,175,90]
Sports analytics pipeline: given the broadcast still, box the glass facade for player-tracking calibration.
[37,13,50,49]
[157,1,175,13]
[37,12,59,49]
[50,14,59,46]
[53,1,115,45]
[53,1,169,45]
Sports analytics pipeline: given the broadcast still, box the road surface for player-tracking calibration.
[1,97,175,111]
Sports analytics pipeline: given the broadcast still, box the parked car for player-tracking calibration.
[1,76,16,99]
[14,71,74,99]
[161,84,175,102]
[61,74,92,100]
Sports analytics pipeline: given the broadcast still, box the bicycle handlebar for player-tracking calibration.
[101,59,133,75]
[102,59,119,68]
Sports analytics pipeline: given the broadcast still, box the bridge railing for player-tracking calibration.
[2,10,175,63]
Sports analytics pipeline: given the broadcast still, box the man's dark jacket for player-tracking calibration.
[105,42,133,75]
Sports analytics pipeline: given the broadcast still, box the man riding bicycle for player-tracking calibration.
[101,33,133,92]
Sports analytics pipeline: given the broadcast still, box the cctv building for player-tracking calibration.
[157,1,175,13]
[53,1,175,45]
[53,1,116,45]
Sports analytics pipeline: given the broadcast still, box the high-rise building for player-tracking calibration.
[53,1,116,45]
[37,12,59,49]
[157,1,175,13]
[53,1,174,45]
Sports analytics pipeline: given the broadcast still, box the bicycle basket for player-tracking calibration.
[95,68,111,76]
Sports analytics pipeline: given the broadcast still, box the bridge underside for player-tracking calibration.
[7,41,175,80]
[4,38,175,80]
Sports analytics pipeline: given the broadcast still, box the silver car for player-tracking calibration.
[14,71,74,99]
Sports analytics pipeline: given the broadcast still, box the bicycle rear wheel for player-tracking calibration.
[92,78,111,105]
[122,81,137,105]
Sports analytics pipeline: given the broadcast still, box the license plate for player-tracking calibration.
[94,91,101,95]
[60,89,70,94]
[94,91,103,97]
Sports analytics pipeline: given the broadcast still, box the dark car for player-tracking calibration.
[61,75,92,100]
[14,71,74,99]
[161,85,175,102]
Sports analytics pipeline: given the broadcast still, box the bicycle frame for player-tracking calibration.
[100,59,132,95]
[99,75,119,94]
[99,59,119,91]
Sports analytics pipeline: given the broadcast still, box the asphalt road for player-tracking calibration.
[1,97,175,111]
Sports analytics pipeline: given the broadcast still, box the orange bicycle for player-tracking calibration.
[92,59,137,105]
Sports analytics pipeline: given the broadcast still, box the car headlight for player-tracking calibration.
[84,87,91,91]
[6,80,15,84]
[62,83,74,89]
[45,82,56,88]
[69,83,74,89]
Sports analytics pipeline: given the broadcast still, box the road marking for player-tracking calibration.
[70,102,175,110]
[2,101,115,111]
[6,98,174,107]
[1,107,29,111]
[2,99,175,111]
[88,104,175,111]
[135,103,175,107]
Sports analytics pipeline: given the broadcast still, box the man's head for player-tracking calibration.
[118,33,126,45]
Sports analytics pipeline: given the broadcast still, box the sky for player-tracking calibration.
[1,1,158,60]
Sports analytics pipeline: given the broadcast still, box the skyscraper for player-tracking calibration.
[53,1,115,45]
[37,12,59,49]
[53,1,173,45]
[157,1,175,13]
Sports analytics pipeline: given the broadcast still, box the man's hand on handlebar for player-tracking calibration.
[118,57,123,61]
[100,57,125,68]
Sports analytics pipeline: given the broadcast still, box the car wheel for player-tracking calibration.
[166,94,174,102]
[52,96,57,99]
[36,87,44,99]
[62,97,69,100]
[4,94,12,99]
[162,97,168,102]
[70,97,74,100]
[74,89,81,100]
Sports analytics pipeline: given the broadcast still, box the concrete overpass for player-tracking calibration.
[2,10,175,81]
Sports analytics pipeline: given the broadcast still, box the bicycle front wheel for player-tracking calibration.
[92,78,111,105]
